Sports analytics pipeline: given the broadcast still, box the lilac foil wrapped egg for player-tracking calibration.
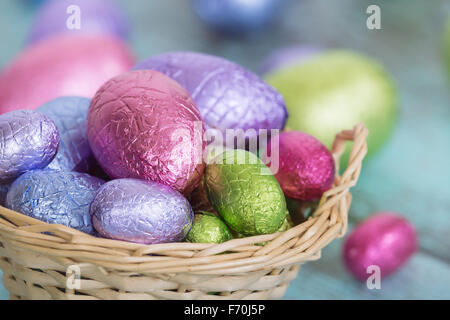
[6,170,104,234]
[343,212,418,281]
[38,97,94,172]
[91,179,193,244]
[0,35,134,113]
[133,52,288,145]
[87,70,206,195]
[0,110,59,184]
[265,131,335,201]
[28,0,130,45]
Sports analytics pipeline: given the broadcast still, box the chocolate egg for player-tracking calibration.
[265,50,397,163]
[205,149,286,236]
[343,212,418,281]
[38,97,94,172]
[0,110,59,184]
[91,179,193,244]
[28,0,130,45]
[193,0,287,35]
[259,45,322,75]
[265,131,335,201]
[87,70,206,195]
[133,52,288,144]
[0,35,134,113]
[6,170,104,234]
[186,212,232,244]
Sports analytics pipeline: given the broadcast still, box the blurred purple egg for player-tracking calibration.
[91,179,194,244]
[193,0,288,35]
[0,35,134,113]
[259,45,322,75]
[343,212,418,281]
[133,51,288,145]
[6,169,104,234]
[28,0,130,45]
[0,110,59,184]
[38,97,94,173]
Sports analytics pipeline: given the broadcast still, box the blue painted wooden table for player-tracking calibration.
[0,0,449,299]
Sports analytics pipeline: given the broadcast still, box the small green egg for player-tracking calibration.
[205,149,287,236]
[186,212,233,244]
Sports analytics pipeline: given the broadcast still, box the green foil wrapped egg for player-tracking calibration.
[186,212,233,243]
[264,50,397,164]
[205,149,287,236]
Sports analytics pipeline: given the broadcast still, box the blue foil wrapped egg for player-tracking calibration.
[0,110,59,184]
[193,0,288,35]
[91,179,194,244]
[133,51,288,145]
[28,0,130,45]
[6,170,104,234]
[38,97,94,172]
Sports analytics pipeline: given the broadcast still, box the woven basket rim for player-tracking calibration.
[0,123,368,275]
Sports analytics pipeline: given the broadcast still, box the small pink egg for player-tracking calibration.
[265,131,335,201]
[343,212,418,281]
[0,35,134,113]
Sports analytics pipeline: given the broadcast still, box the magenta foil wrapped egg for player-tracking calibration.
[133,51,288,144]
[343,212,418,281]
[87,70,206,195]
[91,179,193,244]
[0,35,134,113]
[265,131,335,201]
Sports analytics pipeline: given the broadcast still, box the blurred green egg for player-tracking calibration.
[444,17,450,78]
[264,50,397,166]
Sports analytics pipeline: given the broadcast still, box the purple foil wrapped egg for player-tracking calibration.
[0,35,134,113]
[343,212,418,281]
[6,170,104,234]
[0,110,59,184]
[28,0,130,45]
[265,131,335,201]
[87,70,206,195]
[259,45,322,75]
[38,97,94,173]
[133,52,288,144]
[91,179,194,244]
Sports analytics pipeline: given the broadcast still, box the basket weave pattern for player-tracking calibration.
[0,124,368,300]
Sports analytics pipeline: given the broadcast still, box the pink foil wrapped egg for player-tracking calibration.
[343,212,418,281]
[0,35,134,113]
[265,131,335,201]
[87,70,206,195]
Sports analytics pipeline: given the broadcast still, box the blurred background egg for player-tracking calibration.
[259,45,322,75]
[0,110,59,184]
[0,34,134,113]
[264,50,397,164]
[134,51,288,146]
[87,70,206,195]
[91,179,193,244]
[343,212,418,281]
[6,169,104,234]
[192,0,288,36]
[38,97,94,173]
[28,0,130,45]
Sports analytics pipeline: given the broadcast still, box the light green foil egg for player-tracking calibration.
[186,212,233,244]
[205,149,287,236]
[265,50,397,165]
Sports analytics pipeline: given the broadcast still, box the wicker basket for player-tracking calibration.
[0,124,368,300]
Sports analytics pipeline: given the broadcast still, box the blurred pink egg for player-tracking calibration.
[343,212,418,281]
[0,35,134,113]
